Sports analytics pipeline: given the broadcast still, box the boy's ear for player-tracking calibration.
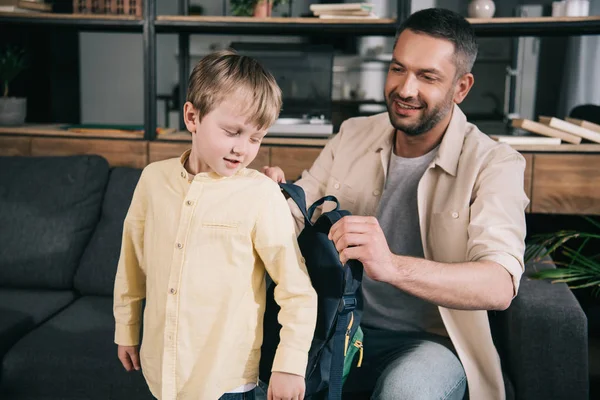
[183,102,199,134]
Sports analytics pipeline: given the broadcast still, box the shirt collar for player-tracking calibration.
[178,149,240,182]
[371,104,467,177]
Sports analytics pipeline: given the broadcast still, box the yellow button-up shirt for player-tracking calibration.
[113,151,318,400]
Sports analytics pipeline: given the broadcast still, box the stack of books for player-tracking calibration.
[494,116,600,145]
[309,3,377,19]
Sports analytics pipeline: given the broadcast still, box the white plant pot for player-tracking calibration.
[0,97,27,126]
[468,0,496,18]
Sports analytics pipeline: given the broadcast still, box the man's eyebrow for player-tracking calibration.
[391,58,444,76]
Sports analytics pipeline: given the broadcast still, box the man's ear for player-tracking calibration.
[183,102,198,133]
[453,73,474,105]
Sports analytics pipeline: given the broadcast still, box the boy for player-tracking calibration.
[113,50,318,400]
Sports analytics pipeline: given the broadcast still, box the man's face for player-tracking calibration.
[384,29,461,136]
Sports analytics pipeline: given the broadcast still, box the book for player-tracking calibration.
[318,13,378,19]
[312,10,372,16]
[17,0,51,12]
[565,117,600,134]
[511,118,582,144]
[310,3,373,12]
[490,134,561,145]
[539,116,600,144]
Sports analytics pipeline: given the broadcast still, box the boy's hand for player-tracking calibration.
[118,345,141,371]
[268,371,305,400]
[262,166,286,183]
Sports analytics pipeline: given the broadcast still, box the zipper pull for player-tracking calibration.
[354,340,364,367]
[344,312,354,356]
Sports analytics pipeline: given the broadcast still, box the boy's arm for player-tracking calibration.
[113,172,148,346]
[253,182,318,377]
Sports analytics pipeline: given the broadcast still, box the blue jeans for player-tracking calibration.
[218,389,256,400]
[344,327,467,400]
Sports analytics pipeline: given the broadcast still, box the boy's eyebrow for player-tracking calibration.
[391,58,444,77]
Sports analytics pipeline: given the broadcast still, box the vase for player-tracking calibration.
[0,97,27,126]
[468,0,496,18]
[253,0,273,17]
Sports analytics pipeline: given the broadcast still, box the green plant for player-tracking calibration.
[0,46,28,98]
[230,0,287,17]
[526,216,600,295]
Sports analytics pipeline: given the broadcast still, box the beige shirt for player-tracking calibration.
[113,151,318,400]
[292,105,529,400]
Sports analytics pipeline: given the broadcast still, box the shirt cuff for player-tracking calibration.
[475,252,524,296]
[114,323,141,346]
[272,345,309,378]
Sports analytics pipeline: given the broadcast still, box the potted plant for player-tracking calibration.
[526,217,600,294]
[0,46,28,126]
[230,0,287,17]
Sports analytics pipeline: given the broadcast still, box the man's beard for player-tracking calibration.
[386,91,454,137]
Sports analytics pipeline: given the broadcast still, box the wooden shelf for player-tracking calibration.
[0,12,143,31]
[159,131,331,147]
[155,15,600,36]
[0,124,148,140]
[155,15,397,36]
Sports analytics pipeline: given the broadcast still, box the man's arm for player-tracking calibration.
[329,151,528,311]
[113,173,148,346]
[253,182,318,377]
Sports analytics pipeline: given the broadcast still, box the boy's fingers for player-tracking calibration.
[119,354,133,371]
[130,350,141,370]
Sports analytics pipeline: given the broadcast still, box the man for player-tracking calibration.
[265,7,528,400]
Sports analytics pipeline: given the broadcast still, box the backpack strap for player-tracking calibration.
[279,183,312,226]
[307,195,339,222]
[329,295,357,400]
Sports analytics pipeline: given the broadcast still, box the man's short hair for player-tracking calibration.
[395,8,478,77]
[186,49,282,129]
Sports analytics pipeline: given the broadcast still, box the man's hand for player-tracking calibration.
[262,166,286,183]
[268,371,305,400]
[328,216,396,283]
[118,345,140,371]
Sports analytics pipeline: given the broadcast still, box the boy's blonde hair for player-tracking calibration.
[186,49,282,130]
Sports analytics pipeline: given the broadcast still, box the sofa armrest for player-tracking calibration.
[489,256,589,400]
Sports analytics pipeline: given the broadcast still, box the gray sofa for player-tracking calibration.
[0,155,589,399]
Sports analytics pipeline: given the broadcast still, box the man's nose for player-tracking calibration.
[397,74,418,100]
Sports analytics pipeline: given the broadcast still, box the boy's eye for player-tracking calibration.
[250,137,262,144]
[224,129,238,136]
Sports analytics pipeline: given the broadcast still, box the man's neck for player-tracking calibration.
[394,109,453,158]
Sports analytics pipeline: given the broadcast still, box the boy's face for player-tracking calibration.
[183,98,268,177]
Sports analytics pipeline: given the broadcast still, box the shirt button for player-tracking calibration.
[451,212,459,219]
[373,189,381,196]
[186,200,193,206]
[169,288,177,295]
[334,183,340,190]
[176,242,183,249]
[180,171,186,178]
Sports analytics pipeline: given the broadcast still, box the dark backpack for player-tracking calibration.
[259,183,364,400]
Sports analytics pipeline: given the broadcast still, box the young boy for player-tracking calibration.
[113,50,317,400]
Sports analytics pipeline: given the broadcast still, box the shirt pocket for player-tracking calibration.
[427,207,469,263]
[327,176,356,206]
[201,221,239,230]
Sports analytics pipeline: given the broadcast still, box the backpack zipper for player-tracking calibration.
[353,340,364,367]
[344,311,354,356]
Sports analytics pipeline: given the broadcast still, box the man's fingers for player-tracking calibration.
[340,245,362,265]
[333,233,368,253]
[329,218,375,243]
[267,385,273,400]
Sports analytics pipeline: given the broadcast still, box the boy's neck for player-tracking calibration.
[185,151,211,176]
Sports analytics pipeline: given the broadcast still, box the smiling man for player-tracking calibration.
[265,7,529,400]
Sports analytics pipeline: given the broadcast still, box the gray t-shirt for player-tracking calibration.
[361,146,447,335]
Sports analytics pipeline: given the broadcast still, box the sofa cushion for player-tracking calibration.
[0,296,153,399]
[0,156,109,290]
[0,288,75,358]
[74,167,142,296]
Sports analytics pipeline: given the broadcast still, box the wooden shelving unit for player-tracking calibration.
[0,12,143,31]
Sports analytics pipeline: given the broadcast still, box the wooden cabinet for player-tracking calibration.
[0,136,30,157]
[30,137,148,169]
[523,153,533,213]
[530,154,600,215]
[271,147,322,181]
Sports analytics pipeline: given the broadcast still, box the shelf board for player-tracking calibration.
[159,130,331,147]
[155,15,397,35]
[0,12,143,31]
[155,15,600,36]
[0,124,149,140]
